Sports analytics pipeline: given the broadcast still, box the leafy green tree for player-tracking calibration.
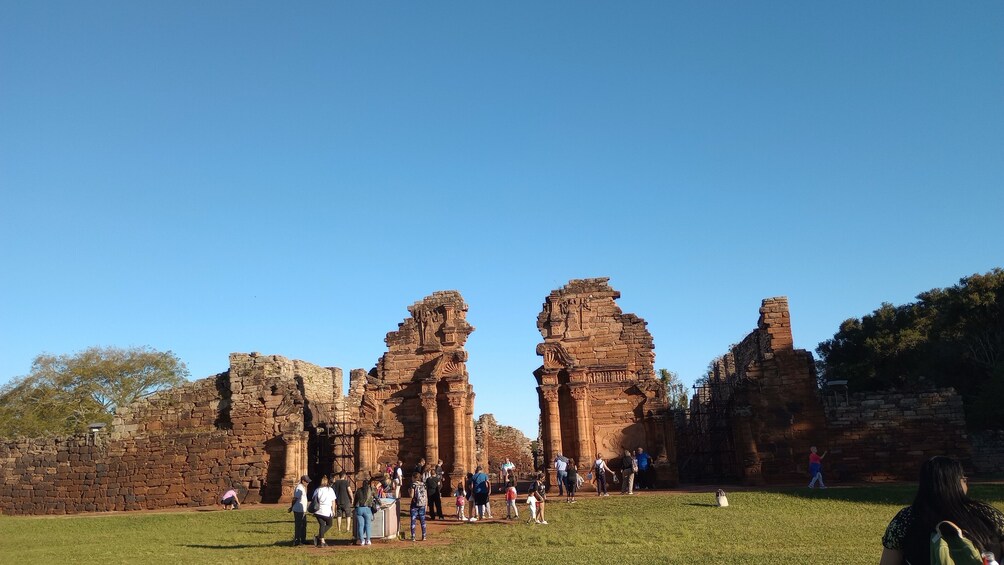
[816,268,1004,428]
[657,368,690,410]
[0,346,189,437]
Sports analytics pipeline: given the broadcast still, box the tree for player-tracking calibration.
[816,268,1004,429]
[657,368,690,410]
[0,346,189,437]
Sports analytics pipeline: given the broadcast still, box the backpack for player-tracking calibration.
[930,521,986,565]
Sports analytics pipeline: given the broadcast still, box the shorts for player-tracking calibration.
[474,492,489,506]
[335,504,351,518]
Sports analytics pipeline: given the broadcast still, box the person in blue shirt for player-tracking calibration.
[635,447,652,489]
[471,465,491,520]
[553,453,568,496]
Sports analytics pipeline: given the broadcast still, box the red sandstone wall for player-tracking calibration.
[824,388,970,481]
[0,353,329,515]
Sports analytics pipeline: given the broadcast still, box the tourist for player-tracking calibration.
[528,471,547,524]
[635,447,651,489]
[501,457,516,484]
[311,475,335,547]
[504,477,519,519]
[353,474,380,546]
[880,456,1004,565]
[471,465,491,520]
[220,485,240,510]
[464,472,476,521]
[333,471,354,533]
[565,459,578,503]
[454,480,467,521]
[807,446,828,489]
[554,452,568,497]
[435,459,444,478]
[414,458,427,479]
[287,474,310,546]
[393,460,404,498]
[620,449,637,495]
[593,453,614,496]
[425,466,444,520]
[409,472,428,541]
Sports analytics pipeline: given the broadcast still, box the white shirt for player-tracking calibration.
[313,486,336,518]
[291,484,308,513]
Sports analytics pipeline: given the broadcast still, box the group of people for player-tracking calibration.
[552,447,654,501]
[288,470,383,547]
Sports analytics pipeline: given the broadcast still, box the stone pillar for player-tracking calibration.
[357,430,374,476]
[421,389,439,465]
[447,392,466,475]
[282,431,309,499]
[540,386,562,463]
[466,391,477,472]
[569,384,593,463]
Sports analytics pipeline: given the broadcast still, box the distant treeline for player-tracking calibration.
[816,268,1003,429]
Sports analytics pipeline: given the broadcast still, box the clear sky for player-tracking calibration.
[1,2,1002,439]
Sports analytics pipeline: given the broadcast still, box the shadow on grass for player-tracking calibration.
[682,503,717,507]
[184,542,288,549]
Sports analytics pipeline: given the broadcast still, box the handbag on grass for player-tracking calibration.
[715,489,729,507]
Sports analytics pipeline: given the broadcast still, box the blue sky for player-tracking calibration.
[2,2,1002,438]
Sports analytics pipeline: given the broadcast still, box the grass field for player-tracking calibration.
[2,485,1003,564]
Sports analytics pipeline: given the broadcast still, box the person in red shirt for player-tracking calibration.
[808,446,828,488]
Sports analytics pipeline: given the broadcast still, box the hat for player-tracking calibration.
[300,475,310,483]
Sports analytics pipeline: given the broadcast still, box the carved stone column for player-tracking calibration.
[568,384,593,463]
[447,392,466,476]
[421,389,439,465]
[357,429,374,476]
[282,431,309,499]
[539,386,562,463]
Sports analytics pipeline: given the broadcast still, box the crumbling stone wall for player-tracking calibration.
[475,414,533,480]
[349,291,478,485]
[0,353,337,515]
[824,388,970,480]
[971,431,1004,476]
[680,297,826,484]
[534,278,676,488]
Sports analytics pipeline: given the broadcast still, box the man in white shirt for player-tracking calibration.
[553,453,568,496]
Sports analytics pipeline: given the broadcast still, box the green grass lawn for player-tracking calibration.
[2,485,1002,564]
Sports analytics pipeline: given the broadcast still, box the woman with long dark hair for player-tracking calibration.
[880,456,1004,564]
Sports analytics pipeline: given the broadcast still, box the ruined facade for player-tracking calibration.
[348,291,478,484]
[0,353,340,515]
[534,278,676,486]
[680,297,826,483]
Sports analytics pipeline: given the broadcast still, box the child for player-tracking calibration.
[525,491,538,524]
[505,479,518,519]
[455,480,467,521]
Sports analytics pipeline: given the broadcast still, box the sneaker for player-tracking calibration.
[421,536,427,541]
[540,521,548,525]
[365,539,372,545]
[411,537,416,542]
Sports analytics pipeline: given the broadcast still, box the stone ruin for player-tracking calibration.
[534,278,677,488]
[677,296,973,484]
[347,290,478,487]
[0,353,339,514]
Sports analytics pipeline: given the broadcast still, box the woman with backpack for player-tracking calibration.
[880,456,1004,564]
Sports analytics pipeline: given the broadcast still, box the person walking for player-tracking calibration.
[409,472,428,541]
[807,446,828,489]
[565,459,578,503]
[880,456,1004,564]
[471,465,491,520]
[332,471,354,533]
[620,450,637,495]
[554,452,568,497]
[635,447,651,489]
[454,480,467,521]
[528,471,547,524]
[287,474,310,545]
[504,477,519,520]
[593,454,614,496]
[353,474,379,546]
[311,476,336,547]
[425,468,444,520]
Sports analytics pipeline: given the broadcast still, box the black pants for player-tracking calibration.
[293,511,307,543]
[427,492,443,519]
[315,514,332,540]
